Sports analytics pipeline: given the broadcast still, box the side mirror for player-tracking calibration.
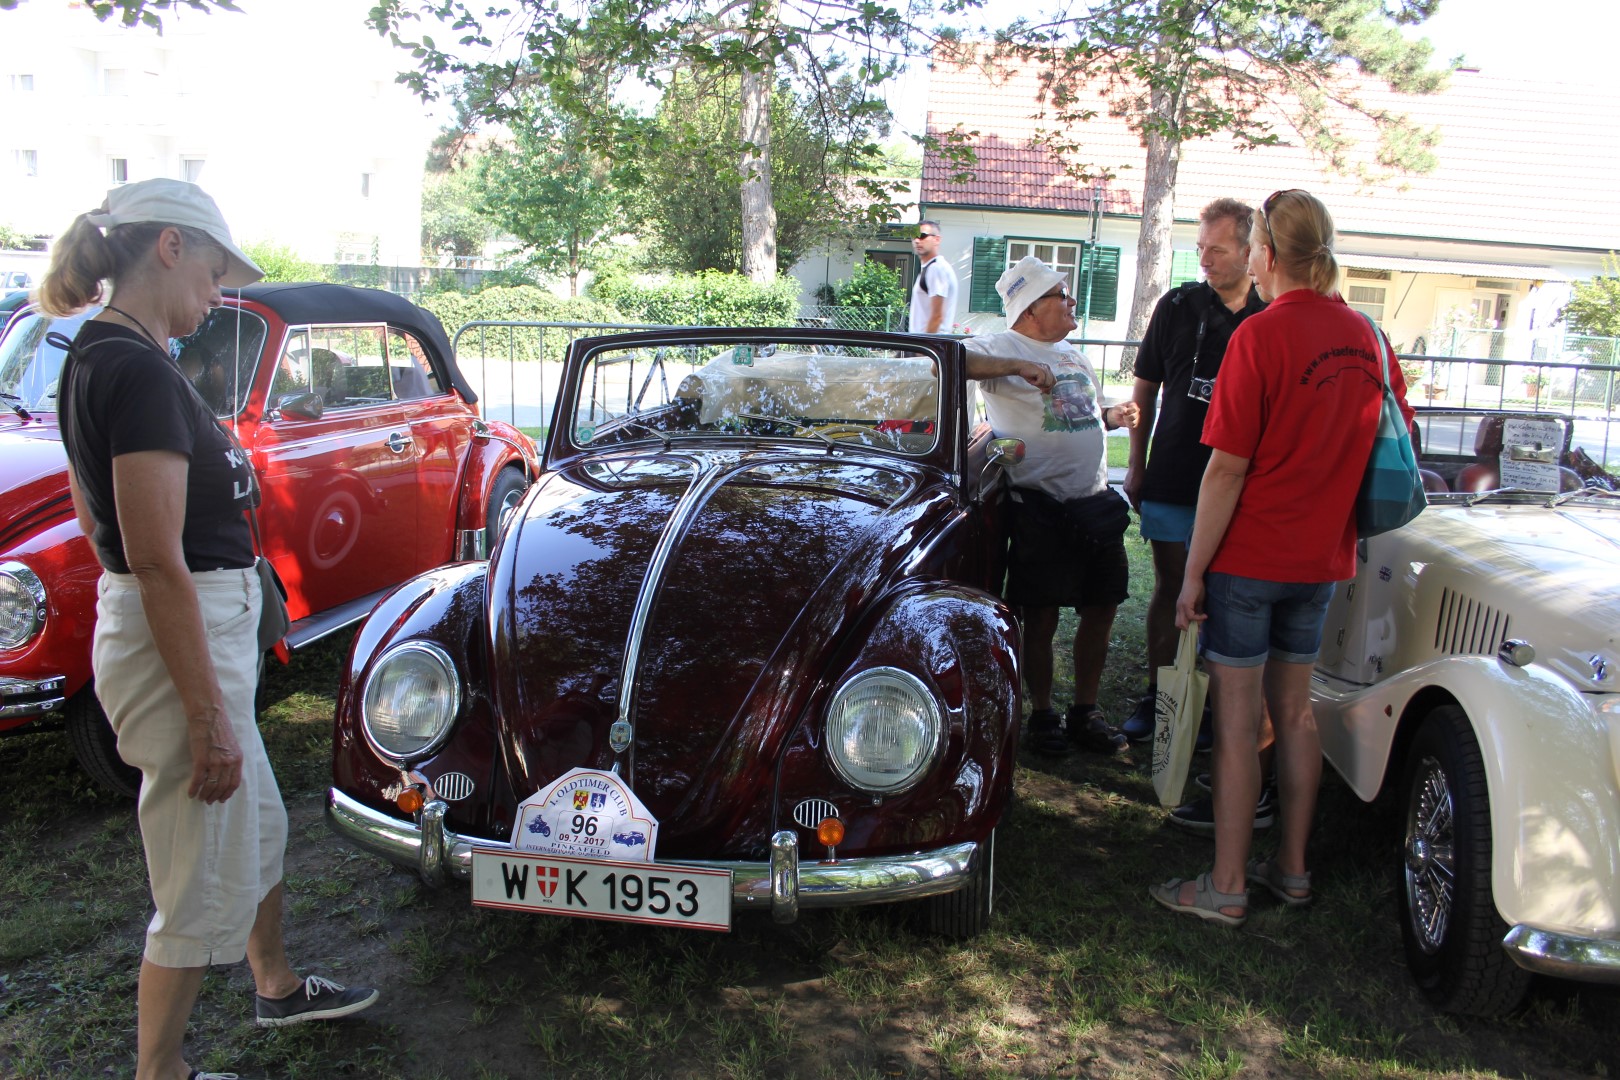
[973,437,1026,505]
[276,392,324,421]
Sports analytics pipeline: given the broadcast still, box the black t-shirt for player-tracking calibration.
[59,321,255,575]
[1134,281,1267,506]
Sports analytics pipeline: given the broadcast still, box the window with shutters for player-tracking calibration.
[1170,251,1201,287]
[969,235,1120,321]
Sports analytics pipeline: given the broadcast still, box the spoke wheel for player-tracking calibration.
[1397,706,1530,1015]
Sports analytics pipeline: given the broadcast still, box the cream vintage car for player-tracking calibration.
[1313,409,1620,1015]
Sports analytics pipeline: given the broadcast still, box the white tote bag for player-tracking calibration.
[1152,626,1209,809]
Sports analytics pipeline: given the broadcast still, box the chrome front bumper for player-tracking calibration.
[326,788,979,925]
[1503,924,1620,984]
[0,674,67,722]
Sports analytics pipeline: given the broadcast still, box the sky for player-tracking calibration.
[881,0,1619,139]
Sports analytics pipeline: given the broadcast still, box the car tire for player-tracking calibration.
[920,828,994,939]
[65,688,140,799]
[1398,705,1531,1016]
[485,467,528,553]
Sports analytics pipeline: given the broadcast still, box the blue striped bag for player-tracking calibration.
[1355,311,1426,537]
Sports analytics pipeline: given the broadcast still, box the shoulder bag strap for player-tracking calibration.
[1355,309,1392,392]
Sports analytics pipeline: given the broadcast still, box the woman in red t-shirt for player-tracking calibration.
[1151,189,1413,927]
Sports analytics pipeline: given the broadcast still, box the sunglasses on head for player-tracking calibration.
[1257,189,1303,247]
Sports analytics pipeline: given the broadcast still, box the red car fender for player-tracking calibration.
[454,420,537,534]
[0,519,101,732]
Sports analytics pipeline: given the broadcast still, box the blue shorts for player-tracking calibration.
[1201,573,1336,668]
[1139,500,1195,544]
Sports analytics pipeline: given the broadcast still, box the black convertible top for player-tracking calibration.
[238,282,475,404]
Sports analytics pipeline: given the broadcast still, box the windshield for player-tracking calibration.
[572,340,944,456]
[0,305,268,417]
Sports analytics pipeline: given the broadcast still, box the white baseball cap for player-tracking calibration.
[85,178,263,287]
[996,255,1068,327]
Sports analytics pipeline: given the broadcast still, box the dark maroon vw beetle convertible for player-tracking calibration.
[327,329,1025,935]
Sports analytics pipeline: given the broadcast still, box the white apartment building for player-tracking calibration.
[0,0,434,267]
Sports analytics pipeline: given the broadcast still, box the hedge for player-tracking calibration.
[589,270,800,328]
[416,286,628,362]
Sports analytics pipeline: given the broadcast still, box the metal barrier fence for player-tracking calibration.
[452,322,1620,468]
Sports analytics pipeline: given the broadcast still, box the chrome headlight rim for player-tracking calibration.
[359,639,461,764]
[0,560,47,652]
[824,665,943,796]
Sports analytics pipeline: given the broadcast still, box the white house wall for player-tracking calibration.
[0,0,431,267]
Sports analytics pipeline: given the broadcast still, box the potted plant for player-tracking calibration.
[1523,370,1549,401]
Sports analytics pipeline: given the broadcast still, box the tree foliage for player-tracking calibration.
[475,94,625,296]
[421,163,494,262]
[1561,254,1620,339]
[983,0,1452,348]
[0,0,241,30]
[589,269,800,327]
[366,0,923,281]
[631,69,891,274]
[239,240,332,284]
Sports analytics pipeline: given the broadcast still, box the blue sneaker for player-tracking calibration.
[1121,693,1156,743]
[1167,784,1276,836]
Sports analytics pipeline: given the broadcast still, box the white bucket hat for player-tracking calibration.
[85,178,263,287]
[996,255,1068,327]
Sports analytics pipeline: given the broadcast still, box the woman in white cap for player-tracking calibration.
[40,178,376,1080]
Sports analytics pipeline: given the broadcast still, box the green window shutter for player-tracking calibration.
[1170,250,1200,288]
[1076,244,1121,322]
[969,237,1007,314]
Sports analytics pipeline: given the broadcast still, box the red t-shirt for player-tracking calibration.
[1201,289,1414,583]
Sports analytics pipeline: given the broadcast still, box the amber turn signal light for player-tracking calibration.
[396,786,425,814]
[816,818,845,847]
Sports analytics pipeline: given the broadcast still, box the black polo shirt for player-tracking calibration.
[1134,281,1267,506]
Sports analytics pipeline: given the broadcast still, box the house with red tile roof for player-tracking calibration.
[795,49,1619,364]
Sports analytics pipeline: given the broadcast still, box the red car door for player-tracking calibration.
[384,326,466,568]
[252,324,421,620]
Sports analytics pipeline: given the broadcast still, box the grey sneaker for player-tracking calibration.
[256,974,378,1028]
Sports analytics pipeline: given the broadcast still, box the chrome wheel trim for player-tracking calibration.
[496,485,524,530]
[1404,754,1457,955]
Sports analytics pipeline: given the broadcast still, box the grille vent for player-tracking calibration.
[1434,588,1511,656]
[433,771,474,802]
[792,799,840,829]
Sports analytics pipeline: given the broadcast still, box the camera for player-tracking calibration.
[1187,376,1216,403]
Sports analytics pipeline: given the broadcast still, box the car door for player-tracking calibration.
[252,323,421,620]
[383,325,467,567]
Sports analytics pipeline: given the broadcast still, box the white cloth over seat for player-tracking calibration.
[678,351,939,427]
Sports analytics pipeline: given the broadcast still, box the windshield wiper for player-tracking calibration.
[1548,485,1620,508]
[615,417,671,449]
[736,412,835,447]
[0,392,32,422]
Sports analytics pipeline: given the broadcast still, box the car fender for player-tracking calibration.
[454,421,536,535]
[1317,657,1620,937]
[0,516,101,726]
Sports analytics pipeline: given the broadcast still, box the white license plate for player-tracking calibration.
[470,848,732,931]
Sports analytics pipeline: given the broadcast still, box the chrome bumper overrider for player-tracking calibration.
[327,788,979,925]
[0,674,68,721]
[1503,924,1620,984]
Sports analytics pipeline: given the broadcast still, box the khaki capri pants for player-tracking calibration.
[92,566,287,969]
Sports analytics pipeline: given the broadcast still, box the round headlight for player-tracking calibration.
[0,561,47,651]
[361,641,461,761]
[825,667,942,795]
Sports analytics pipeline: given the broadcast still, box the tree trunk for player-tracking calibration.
[738,57,778,282]
[1124,87,1181,374]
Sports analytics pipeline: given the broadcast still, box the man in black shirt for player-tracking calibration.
[1122,198,1267,743]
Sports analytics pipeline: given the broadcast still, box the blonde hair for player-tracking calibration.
[1253,189,1339,295]
[37,212,223,317]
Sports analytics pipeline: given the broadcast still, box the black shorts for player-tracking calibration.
[1003,491,1131,610]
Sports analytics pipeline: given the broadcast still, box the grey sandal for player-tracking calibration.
[1247,858,1312,907]
[1149,871,1248,927]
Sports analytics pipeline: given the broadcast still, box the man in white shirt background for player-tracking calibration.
[909,220,959,334]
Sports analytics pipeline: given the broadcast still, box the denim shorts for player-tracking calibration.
[1201,573,1336,668]
[1139,500,1195,544]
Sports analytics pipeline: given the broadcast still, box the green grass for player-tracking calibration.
[1,549,1617,1078]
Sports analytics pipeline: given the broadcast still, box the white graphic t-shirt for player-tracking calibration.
[966,330,1109,501]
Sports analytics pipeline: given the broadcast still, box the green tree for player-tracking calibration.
[632,70,890,274]
[367,0,918,283]
[0,0,240,29]
[476,95,625,297]
[987,0,1451,350]
[421,162,493,263]
[1561,254,1620,338]
[240,240,331,283]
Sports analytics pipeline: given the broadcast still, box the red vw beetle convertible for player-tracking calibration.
[0,283,538,794]
[327,329,1024,935]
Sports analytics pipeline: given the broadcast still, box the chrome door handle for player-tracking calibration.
[386,432,411,453]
